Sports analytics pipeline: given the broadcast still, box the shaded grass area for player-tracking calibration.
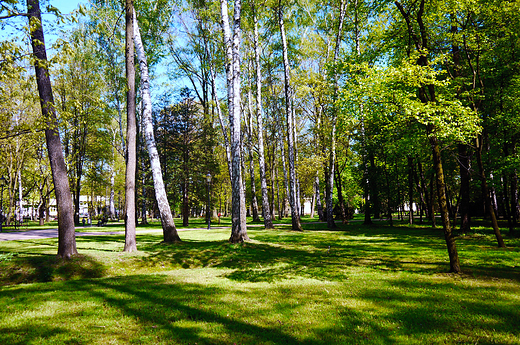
[1,222,519,344]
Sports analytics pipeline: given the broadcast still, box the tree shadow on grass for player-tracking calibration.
[0,253,106,287]
[0,275,328,345]
[338,278,520,344]
[134,233,450,283]
[2,273,518,344]
[134,224,520,284]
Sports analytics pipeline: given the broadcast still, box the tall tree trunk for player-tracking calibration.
[27,0,77,258]
[278,4,302,231]
[458,144,471,233]
[418,161,431,221]
[279,136,290,218]
[109,132,116,220]
[252,8,274,229]
[334,161,347,223]
[246,73,260,222]
[429,130,461,272]
[133,10,180,242]
[315,174,325,221]
[408,156,414,224]
[476,135,505,247]
[220,0,249,242]
[395,0,460,272]
[510,169,519,233]
[412,160,426,223]
[124,0,137,252]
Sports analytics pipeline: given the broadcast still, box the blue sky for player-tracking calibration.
[52,0,85,14]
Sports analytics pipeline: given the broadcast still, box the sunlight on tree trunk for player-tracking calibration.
[27,0,77,259]
[133,9,180,243]
[124,0,137,252]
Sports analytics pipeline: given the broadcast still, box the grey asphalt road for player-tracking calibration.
[0,228,154,241]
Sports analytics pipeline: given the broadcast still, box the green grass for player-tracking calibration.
[1,220,519,344]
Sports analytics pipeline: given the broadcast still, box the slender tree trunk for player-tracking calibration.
[27,0,77,258]
[133,10,180,242]
[310,183,316,219]
[246,73,260,222]
[280,137,289,218]
[457,144,471,233]
[476,135,505,247]
[511,169,519,233]
[412,160,426,223]
[315,174,325,221]
[124,0,137,252]
[418,161,431,221]
[395,0,461,272]
[109,133,116,220]
[334,161,347,223]
[220,0,249,242]
[429,130,461,272]
[278,4,302,231]
[252,8,273,229]
[408,156,414,224]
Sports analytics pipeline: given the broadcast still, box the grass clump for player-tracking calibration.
[0,221,519,344]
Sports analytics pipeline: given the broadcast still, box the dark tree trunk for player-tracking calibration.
[417,161,431,221]
[457,144,471,233]
[395,0,461,272]
[124,0,137,252]
[510,170,519,232]
[413,160,426,223]
[334,161,347,223]
[27,0,77,259]
[429,131,461,272]
[476,135,505,247]
[369,153,381,219]
[408,156,414,224]
[315,174,325,221]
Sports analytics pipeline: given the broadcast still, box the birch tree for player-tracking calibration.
[220,0,249,242]
[133,9,181,242]
[252,2,274,229]
[278,2,302,231]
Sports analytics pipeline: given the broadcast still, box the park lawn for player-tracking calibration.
[0,222,519,344]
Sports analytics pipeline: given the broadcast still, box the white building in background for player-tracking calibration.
[40,195,107,218]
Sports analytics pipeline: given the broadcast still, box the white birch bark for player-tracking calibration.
[109,130,116,220]
[246,70,260,222]
[279,5,302,231]
[252,4,274,229]
[220,0,249,242]
[133,10,180,242]
[209,60,233,180]
[326,0,346,229]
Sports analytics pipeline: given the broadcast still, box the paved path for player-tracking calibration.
[0,220,363,242]
[0,226,231,241]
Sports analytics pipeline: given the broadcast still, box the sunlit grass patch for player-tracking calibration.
[0,222,519,344]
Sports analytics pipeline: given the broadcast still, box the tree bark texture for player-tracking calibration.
[429,132,461,272]
[315,174,325,221]
[133,10,180,242]
[476,135,505,247]
[220,0,249,242]
[457,144,471,233]
[246,72,260,223]
[27,0,77,258]
[124,0,137,252]
[253,8,274,229]
[278,5,302,231]
[395,0,461,272]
